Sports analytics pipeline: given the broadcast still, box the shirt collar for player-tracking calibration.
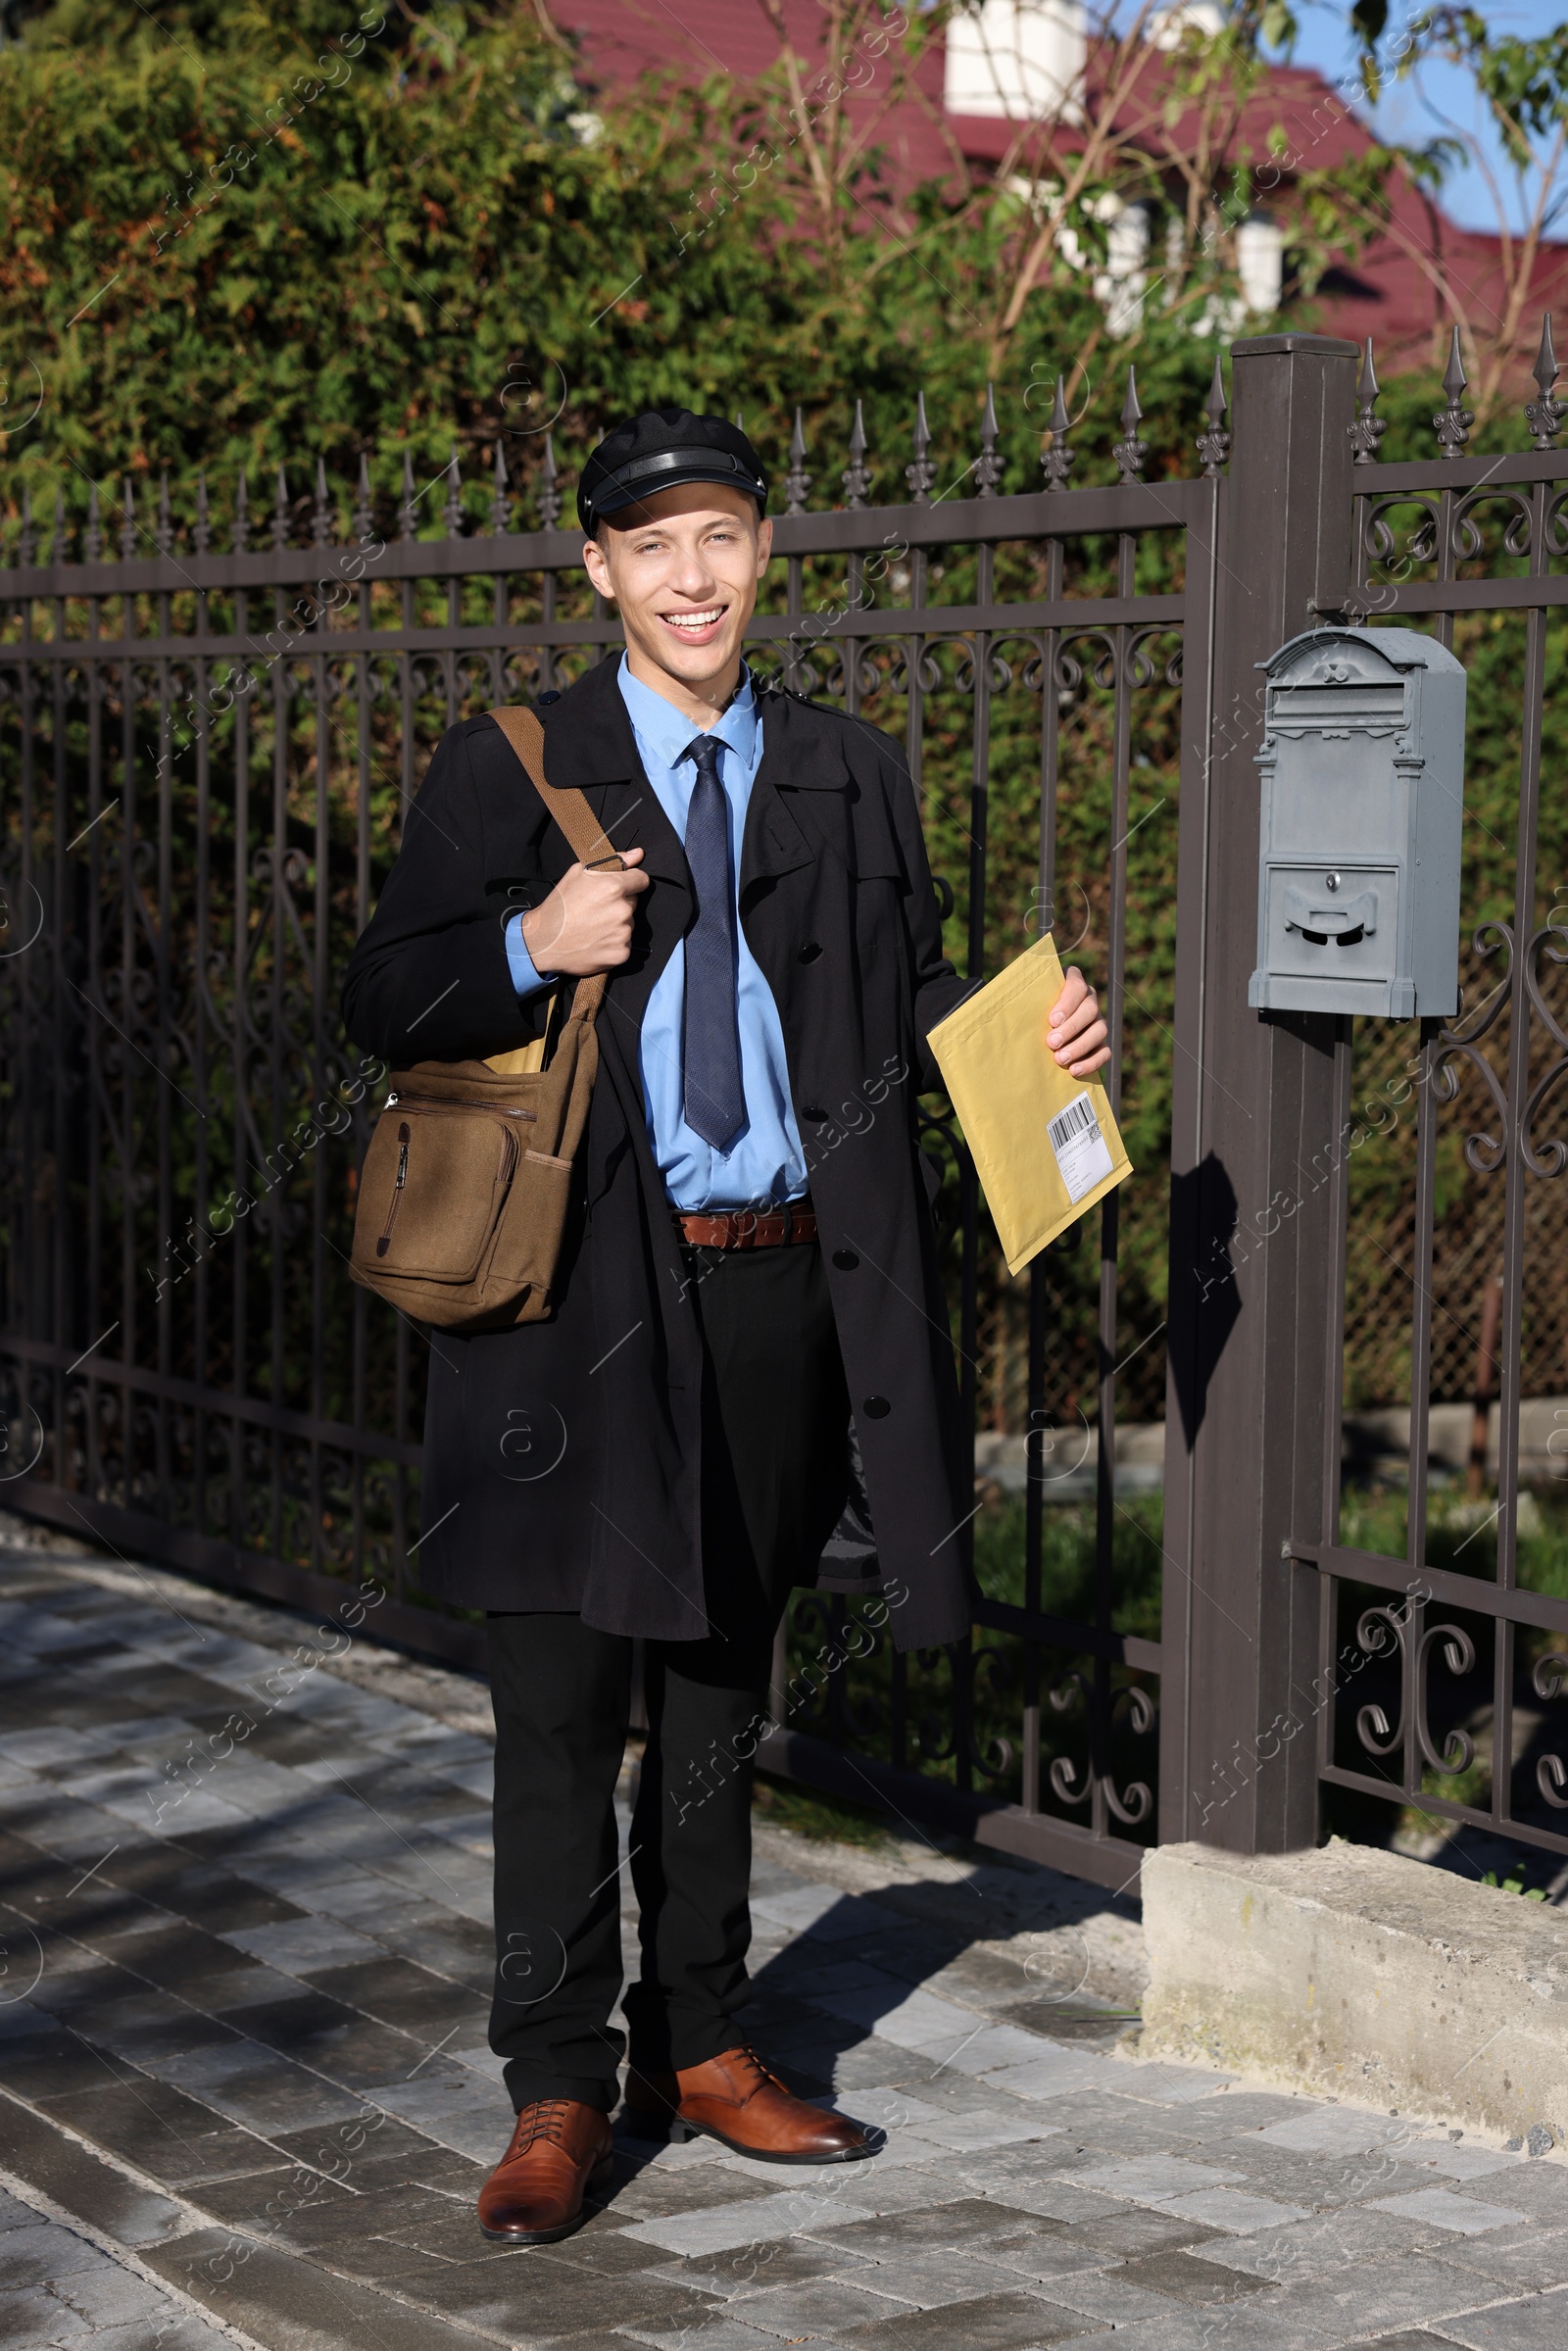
[616,656,759,778]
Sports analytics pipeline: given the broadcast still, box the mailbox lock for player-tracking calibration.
[1325,871,1341,892]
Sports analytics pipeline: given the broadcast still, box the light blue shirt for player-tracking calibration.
[504,660,808,1211]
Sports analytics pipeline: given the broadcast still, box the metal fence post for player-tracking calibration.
[1160,332,1360,1853]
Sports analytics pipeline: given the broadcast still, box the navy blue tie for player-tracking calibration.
[680,733,746,1153]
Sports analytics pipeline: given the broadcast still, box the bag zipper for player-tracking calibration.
[385,1091,538,1119]
[375,1121,412,1258]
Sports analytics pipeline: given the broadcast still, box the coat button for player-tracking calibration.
[798,941,823,963]
[801,1104,829,1123]
[832,1249,859,1271]
[862,1396,891,1418]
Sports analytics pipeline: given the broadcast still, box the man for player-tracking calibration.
[342,410,1107,2247]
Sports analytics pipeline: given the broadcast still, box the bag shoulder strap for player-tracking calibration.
[488,705,621,871]
[486,703,616,1029]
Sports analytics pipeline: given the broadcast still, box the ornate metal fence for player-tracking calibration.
[0,375,1231,1891]
[17,324,1568,1886]
[1291,330,1568,1869]
[13,329,1568,1888]
[1131,325,1568,1884]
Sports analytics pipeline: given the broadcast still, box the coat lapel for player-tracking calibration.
[740,686,849,898]
[540,659,689,891]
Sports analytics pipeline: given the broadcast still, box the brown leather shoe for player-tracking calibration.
[625,2045,874,2165]
[476,2098,614,2243]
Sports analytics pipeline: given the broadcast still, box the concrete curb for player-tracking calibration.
[1135,1837,1568,2143]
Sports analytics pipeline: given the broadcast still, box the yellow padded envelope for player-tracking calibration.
[927,933,1132,1276]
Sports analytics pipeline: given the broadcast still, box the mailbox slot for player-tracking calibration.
[1265,865,1398,983]
[1270,683,1406,724]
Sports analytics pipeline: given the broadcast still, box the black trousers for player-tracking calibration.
[487,1240,851,2114]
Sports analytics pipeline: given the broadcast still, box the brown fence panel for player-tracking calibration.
[1162,328,1568,1876]
[1,402,1231,1888]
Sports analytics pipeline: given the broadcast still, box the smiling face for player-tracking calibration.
[581,483,771,724]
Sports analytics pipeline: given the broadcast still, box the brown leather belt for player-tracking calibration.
[674,1202,818,1250]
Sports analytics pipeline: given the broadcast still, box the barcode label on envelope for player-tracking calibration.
[1047,1092,1115,1204]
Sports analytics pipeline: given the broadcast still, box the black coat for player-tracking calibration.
[341,657,972,1652]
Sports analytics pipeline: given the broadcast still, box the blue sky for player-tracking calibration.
[1286,0,1568,236]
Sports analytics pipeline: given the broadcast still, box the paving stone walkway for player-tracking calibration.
[3,1520,1568,2351]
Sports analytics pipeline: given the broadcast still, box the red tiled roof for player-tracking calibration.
[558,0,1568,372]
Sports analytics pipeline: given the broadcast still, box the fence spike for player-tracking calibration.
[156,470,172,557]
[313,457,332,548]
[1349,337,1387,465]
[906,389,936,505]
[785,406,811,515]
[52,488,67,563]
[120,476,137,561]
[975,381,1004,497]
[19,487,35,566]
[271,465,291,550]
[1434,325,1473,458]
[1525,315,1565,449]
[232,469,250,555]
[399,451,417,542]
[85,483,102,562]
[1113,365,1149,485]
[1197,353,1231,476]
[353,454,373,544]
[1042,375,1075,490]
[538,431,562,529]
[444,443,465,540]
[193,472,211,556]
[489,442,510,535]
[842,399,870,509]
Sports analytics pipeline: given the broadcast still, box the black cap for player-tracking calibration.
[577,408,768,534]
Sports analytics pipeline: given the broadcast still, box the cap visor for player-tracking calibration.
[592,465,766,518]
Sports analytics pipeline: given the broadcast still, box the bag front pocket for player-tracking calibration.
[355,1103,519,1286]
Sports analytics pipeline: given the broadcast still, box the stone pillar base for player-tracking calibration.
[1134,1837,1568,2145]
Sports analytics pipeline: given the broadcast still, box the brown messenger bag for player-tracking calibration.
[348,705,621,1332]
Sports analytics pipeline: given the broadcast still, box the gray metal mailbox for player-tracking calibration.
[1247,624,1466,1019]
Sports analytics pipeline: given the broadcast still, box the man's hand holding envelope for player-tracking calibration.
[1043,964,1109,1081]
[928,939,1131,1277]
